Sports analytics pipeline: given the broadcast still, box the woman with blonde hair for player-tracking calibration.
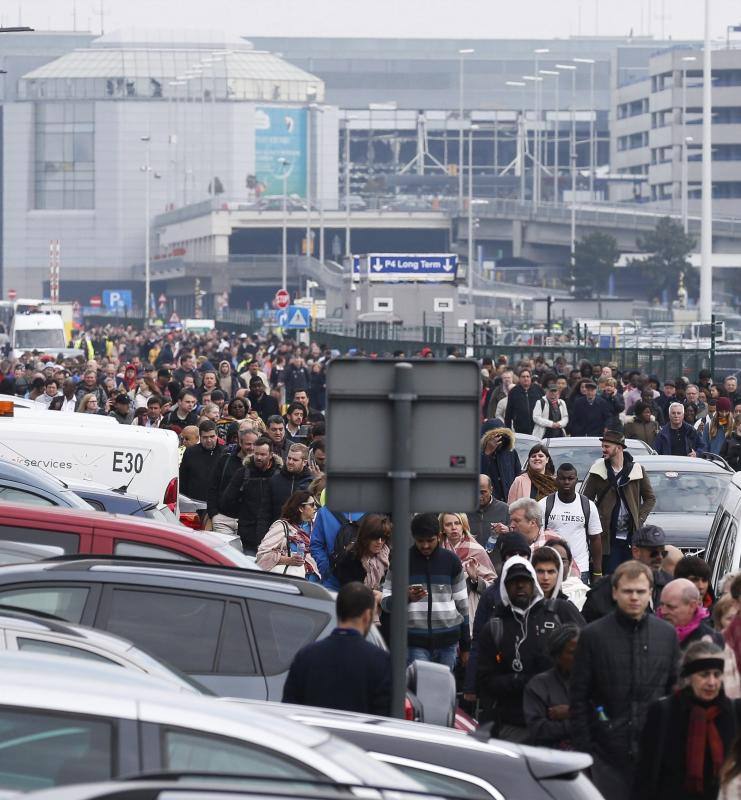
[699,396,734,455]
[438,512,496,628]
[508,443,557,503]
[77,393,105,415]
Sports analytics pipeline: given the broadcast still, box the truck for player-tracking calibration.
[9,309,83,360]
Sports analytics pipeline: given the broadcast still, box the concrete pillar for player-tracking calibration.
[512,219,524,258]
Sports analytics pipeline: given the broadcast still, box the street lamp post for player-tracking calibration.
[467,124,479,304]
[522,73,544,206]
[141,135,152,320]
[540,69,560,202]
[681,55,697,233]
[700,0,713,320]
[458,48,474,211]
[533,48,549,206]
[574,58,596,199]
[278,157,290,293]
[344,116,353,260]
[506,80,528,201]
[556,63,577,211]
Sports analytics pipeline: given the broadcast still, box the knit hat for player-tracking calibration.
[717,397,732,413]
[499,531,531,560]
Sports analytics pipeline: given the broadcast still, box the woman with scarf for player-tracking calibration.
[256,490,320,581]
[334,514,391,620]
[698,396,733,455]
[508,444,557,504]
[634,642,741,800]
[439,511,496,629]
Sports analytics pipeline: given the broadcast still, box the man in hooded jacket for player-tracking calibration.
[480,428,521,502]
[476,556,585,742]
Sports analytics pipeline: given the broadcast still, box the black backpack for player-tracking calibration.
[329,512,365,572]
[543,493,592,555]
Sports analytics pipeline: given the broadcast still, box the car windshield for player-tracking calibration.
[547,445,604,480]
[14,329,65,349]
[645,470,730,514]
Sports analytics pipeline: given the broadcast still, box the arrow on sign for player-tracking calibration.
[371,257,383,272]
[443,257,453,271]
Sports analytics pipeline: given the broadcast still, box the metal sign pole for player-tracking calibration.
[389,362,415,718]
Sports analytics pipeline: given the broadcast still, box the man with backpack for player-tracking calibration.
[476,556,585,742]
[539,463,602,584]
[310,506,366,590]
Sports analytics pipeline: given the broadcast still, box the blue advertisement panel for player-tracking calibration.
[255,106,307,197]
[353,254,458,283]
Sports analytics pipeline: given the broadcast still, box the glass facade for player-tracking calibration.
[34,101,94,210]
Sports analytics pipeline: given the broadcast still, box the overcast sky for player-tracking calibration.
[10,0,741,43]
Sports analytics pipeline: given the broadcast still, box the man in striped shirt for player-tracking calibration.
[382,512,470,671]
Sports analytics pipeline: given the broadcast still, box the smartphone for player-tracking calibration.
[308,451,317,469]
[289,540,305,558]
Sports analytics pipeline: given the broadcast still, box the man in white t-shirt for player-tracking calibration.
[539,462,602,584]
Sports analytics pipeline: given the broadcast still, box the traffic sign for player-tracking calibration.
[275,289,290,309]
[277,305,310,329]
[354,253,458,283]
[102,289,132,312]
[89,295,102,307]
[7,289,16,301]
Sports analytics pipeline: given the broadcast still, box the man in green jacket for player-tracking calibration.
[581,430,656,575]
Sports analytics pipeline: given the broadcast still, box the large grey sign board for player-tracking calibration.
[325,358,480,512]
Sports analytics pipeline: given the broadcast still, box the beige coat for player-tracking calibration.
[256,518,320,578]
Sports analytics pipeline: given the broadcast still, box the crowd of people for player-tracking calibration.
[7,326,741,799]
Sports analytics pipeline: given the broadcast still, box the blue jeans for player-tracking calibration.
[407,644,458,671]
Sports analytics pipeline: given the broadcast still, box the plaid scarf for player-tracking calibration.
[686,702,724,794]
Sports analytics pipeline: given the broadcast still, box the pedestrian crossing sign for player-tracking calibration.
[277,305,311,329]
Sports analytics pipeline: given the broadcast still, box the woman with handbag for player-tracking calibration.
[256,490,320,580]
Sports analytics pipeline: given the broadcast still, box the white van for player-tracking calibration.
[9,311,82,360]
[0,395,116,427]
[0,416,179,508]
[706,472,741,595]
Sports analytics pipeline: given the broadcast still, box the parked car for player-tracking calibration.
[238,701,600,800]
[0,503,256,568]
[0,653,420,796]
[543,436,655,480]
[631,453,733,556]
[0,557,335,700]
[0,607,207,693]
[705,471,741,594]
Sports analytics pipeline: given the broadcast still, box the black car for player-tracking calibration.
[241,702,602,800]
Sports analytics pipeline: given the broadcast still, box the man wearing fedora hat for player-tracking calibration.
[581,429,656,575]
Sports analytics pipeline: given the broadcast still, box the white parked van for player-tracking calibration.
[0,394,116,427]
[706,472,741,594]
[9,311,82,360]
[0,415,179,508]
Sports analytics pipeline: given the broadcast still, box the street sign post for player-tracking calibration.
[325,359,480,719]
[275,289,290,309]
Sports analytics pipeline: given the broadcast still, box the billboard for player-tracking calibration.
[255,106,307,197]
[352,254,459,283]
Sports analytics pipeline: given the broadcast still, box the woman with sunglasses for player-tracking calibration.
[335,514,391,615]
[256,490,320,581]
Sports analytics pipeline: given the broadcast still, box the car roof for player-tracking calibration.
[632,453,732,473]
[544,436,650,450]
[0,555,331,600]
[0,501,232,550]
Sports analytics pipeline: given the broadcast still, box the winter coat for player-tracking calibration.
[654,421,698,456]
[471,499,510,556]
[698,419,730,455]
[504,384,543,434]
[582,569,672,623]
[581,452,656,556]
[179,442,226,502]
[475,557,585,726]
[633,688,741,800]
[310,508,365,590]
[269,465,313,522]
[600,391,625,429]
[531,396,569,439]
[220,454,281,550]
[523,667,572,748]
[206,447,245,518]
[721,432,741,471]
[568,395,613,437]
[480,428,522,502]
[256,518,319,576]
[247,391,280,424]
[309,370,326,411]
[570,608,680,769]
[285,365,310,399]
[381,544,470,653]
[623,415,659,447]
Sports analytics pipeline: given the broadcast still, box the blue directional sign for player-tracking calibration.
[277,305,311,329]
[102,289,133,312]
[354,253,458,283]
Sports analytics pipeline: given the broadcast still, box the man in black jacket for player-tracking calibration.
[163,388,199,430]
[246,377,279,424]
[269,443,313,521]
[476,557,584,742]
[282,582,391,715]
[206,427,258,534]
[220,436,280,554]
[504,368,542,434]
[653,402,698,456]
[569,381,613,436]
[179,420,225,502]
[570,560,679,800]
[582,524,672,623]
